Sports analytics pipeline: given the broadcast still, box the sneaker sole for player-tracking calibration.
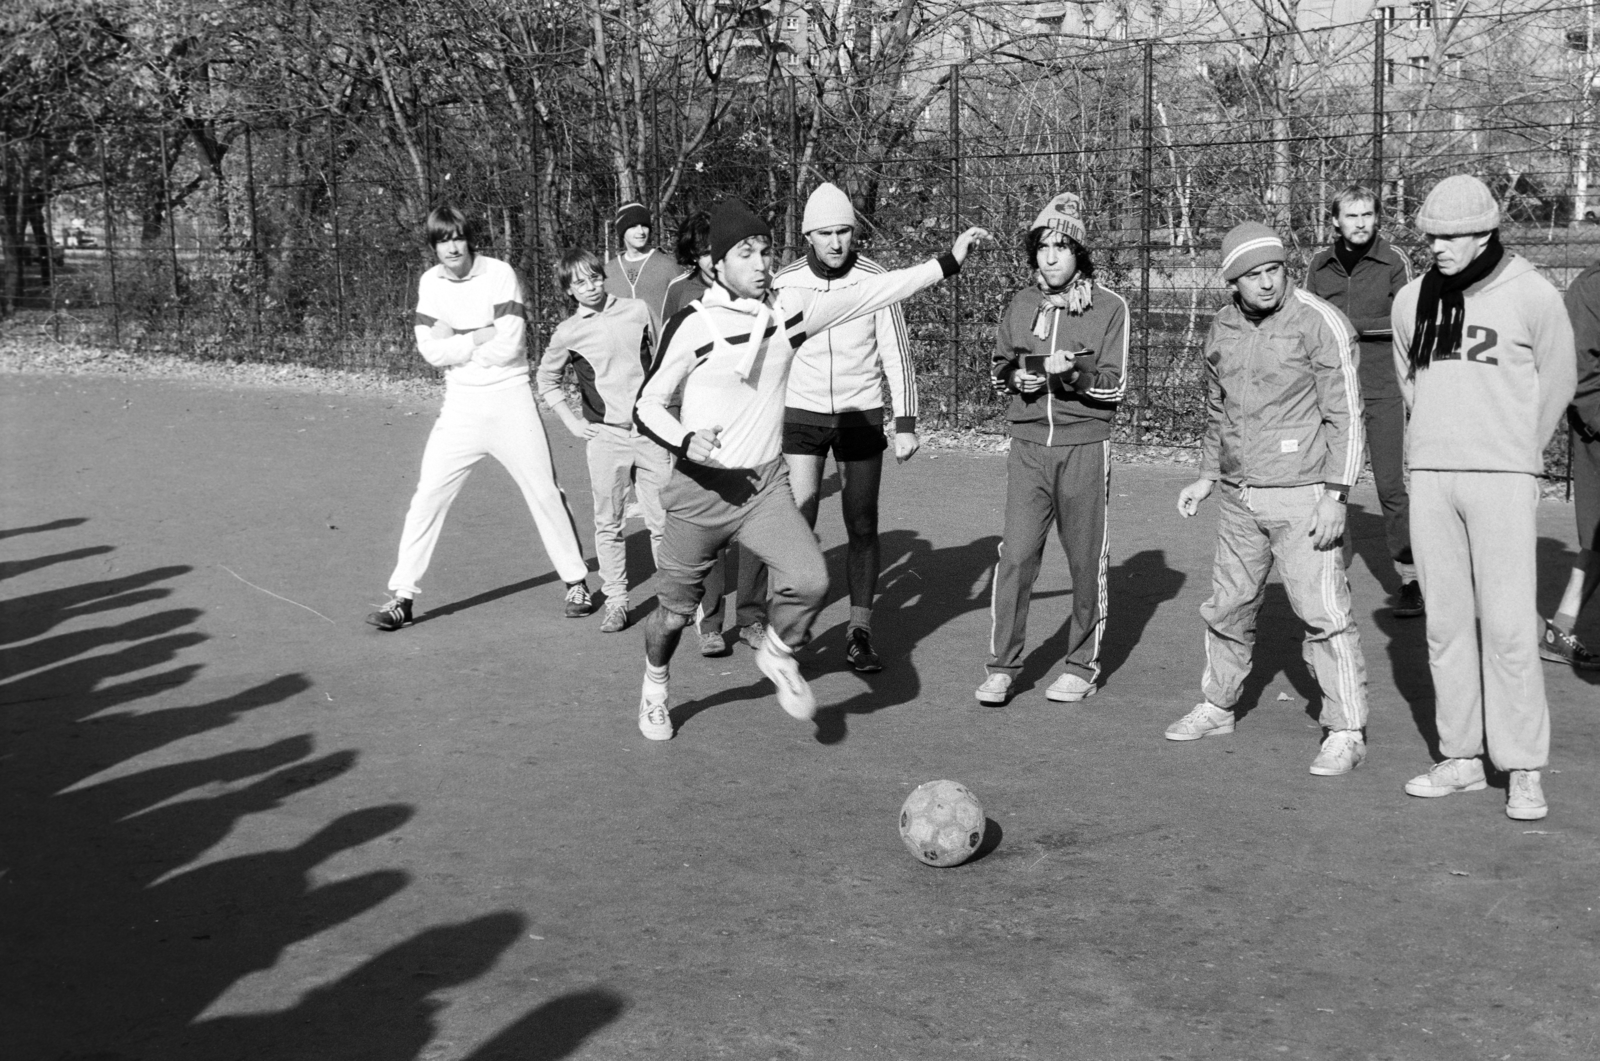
[1403,778,1488,797]
[638,722,673,741]
[1309,757,1365,777]
[1539,645,1600,669]
[365,618,412,630]
[1506,803,1549,821]
[756,651,816,720]
[974,682,1011,705]
[1164,721,1235,742]
[1392,606,1424,618]
[848,656,883,673]
[1045,684,1098,703]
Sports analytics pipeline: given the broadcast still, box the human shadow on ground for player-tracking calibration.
[1344,503,1437,748]
[0,516,87,542]
[415,569,566,623]
[806,529,1003,744]
[2,526,623,1060]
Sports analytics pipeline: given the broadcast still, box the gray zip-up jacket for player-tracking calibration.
[1200,282,1365,491]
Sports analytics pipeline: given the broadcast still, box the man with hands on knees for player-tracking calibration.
[630,198,988,741]
[1169,221,1371,778]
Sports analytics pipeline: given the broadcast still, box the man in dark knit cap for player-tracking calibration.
[1393,174,1576,821]
[631,199,988,740]
[1169,221,1371,779]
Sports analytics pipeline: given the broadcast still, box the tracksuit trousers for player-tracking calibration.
[585,424,671,603]
[655,458,826,649]
[1410,470,1549,769]
[987,438,1110,683]
[388,382,589,596]
[1200,483,1368,731]
[1365,395,1414,575]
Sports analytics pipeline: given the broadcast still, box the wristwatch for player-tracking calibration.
[1325,487,1348,505]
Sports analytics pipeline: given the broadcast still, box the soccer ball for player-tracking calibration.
[899,779,986,867]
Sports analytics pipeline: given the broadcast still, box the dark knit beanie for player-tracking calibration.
[615,202,652,236]
[709,199,771,262]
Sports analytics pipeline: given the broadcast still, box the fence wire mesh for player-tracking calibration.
[11,8,1599,479]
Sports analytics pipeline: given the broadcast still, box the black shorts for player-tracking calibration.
[1574,427,1600,553]
[782,421,887,462]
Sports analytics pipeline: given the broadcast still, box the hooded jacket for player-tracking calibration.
[990,283,1129,446]
[1392,253,1576,473]
[634,254,957,470]
[1200,282,1364,491]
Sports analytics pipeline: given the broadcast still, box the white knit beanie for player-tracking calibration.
[1415,174,1500,235]
[802,183,856,233]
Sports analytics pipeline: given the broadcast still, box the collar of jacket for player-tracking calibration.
[807,246,858,281]
[1320,234,1389,271]
[576,295,613,319]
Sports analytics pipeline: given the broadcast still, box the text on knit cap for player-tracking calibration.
[1030,192,1087,244]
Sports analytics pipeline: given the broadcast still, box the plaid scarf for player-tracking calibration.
[1031,275,1094,340]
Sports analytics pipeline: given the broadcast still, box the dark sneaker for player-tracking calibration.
[1394,581,1425,618]
[845,628,882,672]
[564,581,593,618]
[699,628,729,657]
[365,595,413,631]
[1540,619,1600,670]
[738,621,767,651]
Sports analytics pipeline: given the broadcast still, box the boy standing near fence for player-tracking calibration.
[536,250,672,633]
[605,202,679,327]
[366,203,593,631]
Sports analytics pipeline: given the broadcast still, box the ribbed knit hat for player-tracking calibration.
[1030,191,1087,244]
[802,183,856,233]
[1220,221,1286,281]
[709,199,772,262]
[1415,175,1499,235]
[615,202,651,236]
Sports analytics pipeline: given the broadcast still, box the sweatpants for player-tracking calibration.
[1366,395,1414,573]
[388,382,588,596]
[698,543,767,633]
[987,438,1110,683]
[1411,470,1549,769]
[655,458,825,649]
[1200,483,1368,731]
[585,424,671,602]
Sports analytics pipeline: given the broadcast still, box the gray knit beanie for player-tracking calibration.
[1415,175,1499,235]
[1219,221,1286,281]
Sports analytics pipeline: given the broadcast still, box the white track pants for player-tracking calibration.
[387,382,588,596]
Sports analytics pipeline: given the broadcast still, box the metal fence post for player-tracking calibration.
[949,64,961,430]
[1372,15,1386,200]
[158,125,182,327]
[98,134,120,346]
[789,76,800,258]
[531,120,543,361]
[1139,39,1155,447]
[329,119,344,342]
[244,125,262,344]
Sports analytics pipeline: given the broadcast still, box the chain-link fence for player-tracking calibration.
[13,9,1599,477]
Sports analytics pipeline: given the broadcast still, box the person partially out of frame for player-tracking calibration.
[976,190,1128,707]
[1394,175,1576,821]
[1169,221,1372,779]
[367,203,592,631]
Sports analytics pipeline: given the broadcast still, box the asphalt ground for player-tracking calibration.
[2,371,1597,1061]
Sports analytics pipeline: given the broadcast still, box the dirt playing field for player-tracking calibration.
[3,368,1597,1061]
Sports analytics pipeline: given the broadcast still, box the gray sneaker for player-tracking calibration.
[1164,702,1235,741]
[1403,757,1487,797]
[738,621,767,651]
[1506,769,1548,821]
[974,672,1013,706]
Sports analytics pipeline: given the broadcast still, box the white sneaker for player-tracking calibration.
[1506,770,1548,821]
[1164,702,1236,741]
[974,672,1013,706]
[1309,729,1366,776]
[1403,757,1487,798]
[755,634,816,720]
[638,684,673,741]
[1045,672,1097,703]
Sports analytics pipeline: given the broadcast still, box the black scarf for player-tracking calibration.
[1334,237,1367,275]
[1406,232,1504,376]
[807,246,857,281]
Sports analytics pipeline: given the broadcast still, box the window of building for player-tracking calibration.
[1384,57,1397,84]
[1377,5,1397,29]
[1414,2,1434,28]
[784,14,799,31]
